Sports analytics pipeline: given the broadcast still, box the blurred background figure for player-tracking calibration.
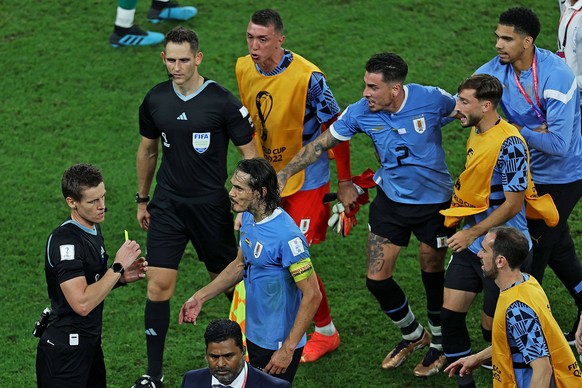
[110,0,197,47]
[558,0,582,128]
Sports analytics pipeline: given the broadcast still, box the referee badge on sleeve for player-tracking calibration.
[59,245,75,261]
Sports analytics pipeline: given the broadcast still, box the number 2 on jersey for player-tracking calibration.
[395,146,409,166]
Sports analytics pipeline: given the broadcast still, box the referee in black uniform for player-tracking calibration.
[132,27,257,387]
[36,163,148,387]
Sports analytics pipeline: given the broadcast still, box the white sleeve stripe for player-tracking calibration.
[329,124,351,141]
[46,234,54,268]
[543,79,577,104]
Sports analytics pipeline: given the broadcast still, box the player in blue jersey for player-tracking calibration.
[476,6,582,344]
[278,52,457,377]
[179,158,322,385]
[439,75,537,388]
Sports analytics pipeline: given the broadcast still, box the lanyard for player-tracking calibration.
[558,6,582,50]
[513,52,546,124]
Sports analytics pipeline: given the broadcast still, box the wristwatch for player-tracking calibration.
[135,192,150,203]
[110,262,125,276]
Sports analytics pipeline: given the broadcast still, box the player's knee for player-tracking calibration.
[419,244,446,271]
[146,271,177,300]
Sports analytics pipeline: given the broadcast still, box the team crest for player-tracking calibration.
[413,116,426,134]
[299,219,310,234]
[192,132,210,153]
[253,241,263,258]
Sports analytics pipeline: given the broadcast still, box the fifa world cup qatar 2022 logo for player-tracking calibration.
[255,91,272,142]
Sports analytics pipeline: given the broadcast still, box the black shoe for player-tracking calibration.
[132,374,164,388]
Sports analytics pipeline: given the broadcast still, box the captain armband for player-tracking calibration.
[289,258,315,282]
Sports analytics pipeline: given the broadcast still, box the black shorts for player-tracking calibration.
[246,338,303,384]
[36,326,105,388]
[444,249,533,317]
[527,179,582,247]
[368,187,454,248]
[146,186,237,273]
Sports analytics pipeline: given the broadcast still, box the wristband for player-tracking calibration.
[135,192,150,203]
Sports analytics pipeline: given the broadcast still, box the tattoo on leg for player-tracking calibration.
[367,234,392,275]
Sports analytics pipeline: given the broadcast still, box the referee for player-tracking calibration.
[36,163,148,387]
[133,27,257,387]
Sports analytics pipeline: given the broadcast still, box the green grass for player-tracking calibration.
[1,0,579,387]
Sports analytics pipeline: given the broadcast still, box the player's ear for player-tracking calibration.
[277,34,285,48]
[65,196,77,210]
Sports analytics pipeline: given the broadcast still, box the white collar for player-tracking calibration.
[211,362,247,388]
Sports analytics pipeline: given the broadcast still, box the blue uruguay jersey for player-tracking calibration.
[239,208,310,350]
[464,135,532,254]
[476,46,582,184]
[330,84,455,204]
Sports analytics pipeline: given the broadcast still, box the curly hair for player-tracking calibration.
[499,7,540,41]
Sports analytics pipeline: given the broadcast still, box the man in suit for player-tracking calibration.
[181,319,290,388]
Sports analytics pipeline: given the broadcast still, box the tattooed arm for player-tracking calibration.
[277,130,341,191]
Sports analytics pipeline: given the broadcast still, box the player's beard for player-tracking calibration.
[460,112,483,128]
[483,264,498,280]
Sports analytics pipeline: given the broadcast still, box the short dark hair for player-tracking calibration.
[365,52,408,84]
[204,319,244,352]
[164,26,200,53]
[251,9,284,34]
[61,163,103,201]
[499,7,540,41]
[488,226,529,270]
[458,74,503,108]
[235,158,280,214]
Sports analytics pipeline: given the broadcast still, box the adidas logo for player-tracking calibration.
[145,328,158,336]
[177,112,188,120]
